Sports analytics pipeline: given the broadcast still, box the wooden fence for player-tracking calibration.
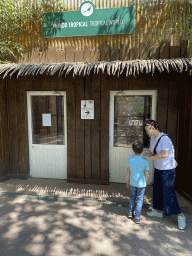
[18,40,188,64]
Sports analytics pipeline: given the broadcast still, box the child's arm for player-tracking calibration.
[144,170,149,185]
[126,167,130,188]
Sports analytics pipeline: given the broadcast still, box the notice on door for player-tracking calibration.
[42,113,51,126]
[81,100,94,119]
[129,120,143,126]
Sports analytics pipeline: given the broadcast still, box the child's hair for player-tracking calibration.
[132,141,144,154]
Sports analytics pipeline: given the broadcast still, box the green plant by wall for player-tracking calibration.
[0,0,66,63]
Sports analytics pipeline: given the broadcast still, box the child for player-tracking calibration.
[126,141,149,224]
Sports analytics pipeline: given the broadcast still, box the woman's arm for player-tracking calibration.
[144,150,169,160]
[126,167,130,188]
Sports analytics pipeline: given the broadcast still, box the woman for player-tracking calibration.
[143,119,186,230]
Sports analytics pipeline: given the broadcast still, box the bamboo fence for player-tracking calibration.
[11,1,192,56]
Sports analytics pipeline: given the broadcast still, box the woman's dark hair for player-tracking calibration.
[132,141,144,154]
[144,119,159,130]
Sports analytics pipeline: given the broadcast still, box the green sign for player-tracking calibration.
[43,1,135,37]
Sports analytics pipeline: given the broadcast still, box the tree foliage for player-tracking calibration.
[167,0,191,36]
[0,0,66,63]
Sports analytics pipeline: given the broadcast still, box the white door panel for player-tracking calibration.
[27,91,67,179]
[109,90,157,184]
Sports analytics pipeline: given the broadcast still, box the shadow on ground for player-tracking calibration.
[0,195,191,256]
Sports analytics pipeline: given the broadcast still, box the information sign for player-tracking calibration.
[81,100,94,119]
[43,1,135,37]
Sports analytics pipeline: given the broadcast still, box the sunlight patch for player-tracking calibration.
[25,243,45,256]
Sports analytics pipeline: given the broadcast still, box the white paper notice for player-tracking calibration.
[42,113,51,126]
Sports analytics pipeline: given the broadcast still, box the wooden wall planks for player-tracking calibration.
[0,40,192,192]
[1,70,190,185]
[188,89,192,176]
[66,73,76,179]
[91,72,101,180]
[75,75,85,180]
[84,122,92,179]
[16,76,32,177]
[100,73,110,181]
[84,76,92,180]
[176,74,192,195]
[7,76,19,175]
[157,74,169,133]
[0,78,9,176]
[0,79,4,173]
[167,74,179,149]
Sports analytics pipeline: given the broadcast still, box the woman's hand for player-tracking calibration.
[126,182,130,188]
[142,152,152,160]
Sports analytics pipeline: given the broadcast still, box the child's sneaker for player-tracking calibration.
[128,212,133,219]
[178,215,186,230]
[134,217,140,224]
[146,209,163,217]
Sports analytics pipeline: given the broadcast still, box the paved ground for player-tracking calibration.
[0,178,192,256]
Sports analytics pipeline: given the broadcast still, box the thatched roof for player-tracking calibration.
[0,58,191,78]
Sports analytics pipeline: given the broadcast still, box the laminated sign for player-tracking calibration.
[129,120,143,126]
[43,1,135,37]
[81,100,94,119]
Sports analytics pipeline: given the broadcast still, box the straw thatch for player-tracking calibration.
[0,58,191,79]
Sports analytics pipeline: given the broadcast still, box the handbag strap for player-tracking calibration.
[153,134,168,155]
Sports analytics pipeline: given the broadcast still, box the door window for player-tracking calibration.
[114,95,152,148]
[31,95,64,145]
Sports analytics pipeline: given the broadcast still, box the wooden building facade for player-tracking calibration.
[0,40,192,201]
